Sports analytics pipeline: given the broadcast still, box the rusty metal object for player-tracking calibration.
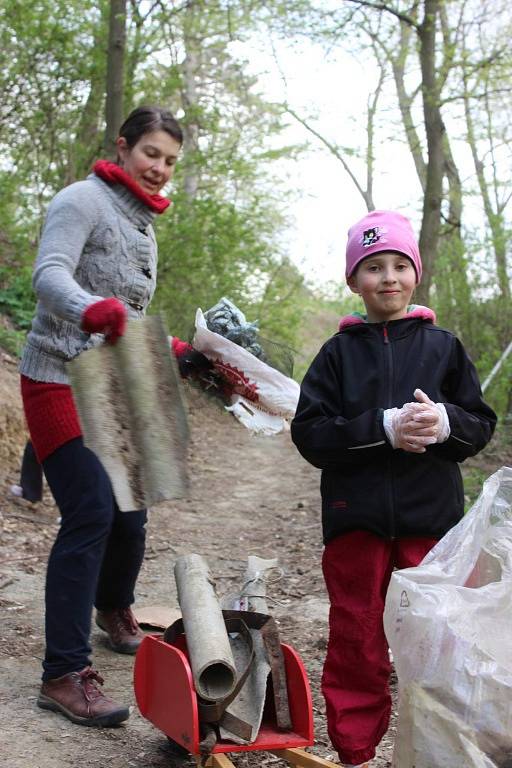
[222,610,292,733]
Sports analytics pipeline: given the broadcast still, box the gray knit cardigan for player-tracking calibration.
[20,174,159,385]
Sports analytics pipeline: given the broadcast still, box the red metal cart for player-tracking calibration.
[134,632,338,767]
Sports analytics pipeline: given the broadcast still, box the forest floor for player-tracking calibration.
[1,348,510,768]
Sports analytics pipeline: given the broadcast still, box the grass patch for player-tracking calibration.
[461,465,489,512]
[0,326,24,357]
[461,421,512,512]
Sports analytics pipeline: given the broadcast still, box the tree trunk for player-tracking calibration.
[104,0,126,159]
[66,18,107,184]
[417,0,444,306]
[463,78,511,303]
[365,51,385,211]
[390,20,427,192]
[434,132,474,344]
[181,0,201,200]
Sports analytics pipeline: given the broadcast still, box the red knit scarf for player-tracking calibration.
[93,159,171,213]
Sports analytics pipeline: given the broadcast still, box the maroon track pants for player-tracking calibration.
[321,530,437,765]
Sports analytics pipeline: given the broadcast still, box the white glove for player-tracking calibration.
[383,405,435,453]
[412,388,450,443]
[383,389,450,453]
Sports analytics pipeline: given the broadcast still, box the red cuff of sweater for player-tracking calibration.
[21,376,82,463]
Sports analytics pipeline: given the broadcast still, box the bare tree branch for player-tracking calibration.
[366,42,386,207]
[284,105,373,210]
[344,0,419,29]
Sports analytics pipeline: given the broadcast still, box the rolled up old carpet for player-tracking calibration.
[68,315,189,511]
[174,554,237,702]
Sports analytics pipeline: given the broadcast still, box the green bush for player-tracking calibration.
[0,325,25,357]
[0,267,35,330]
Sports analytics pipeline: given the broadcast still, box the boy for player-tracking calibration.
[291,210,496,767]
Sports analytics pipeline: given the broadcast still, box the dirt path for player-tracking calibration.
[0,372,389,768]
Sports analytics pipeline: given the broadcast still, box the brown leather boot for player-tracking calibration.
[95,607,145,654]
[37,667,130,727]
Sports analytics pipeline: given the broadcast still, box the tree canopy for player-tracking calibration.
[0,0,510,416]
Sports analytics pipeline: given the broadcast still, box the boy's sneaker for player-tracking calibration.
[96,607,145,654]
[37,667,130,726]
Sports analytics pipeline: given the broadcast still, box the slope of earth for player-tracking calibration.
[0,348,509,768]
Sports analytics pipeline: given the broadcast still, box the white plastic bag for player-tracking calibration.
[193,308,300,425]
[225,395,288,435]
[384,466,512,768]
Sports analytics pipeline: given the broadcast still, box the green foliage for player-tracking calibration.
[461,464,489,512]
[0,0,106,204]
[0,171,37,338]
[293,286,361,381]
[0,324,25,357]
[0,0,306,363]
[0,270,35,330]
[433,231,474,346]
[151,189,305,352]
[0,170,38,334]
[130,1,309,355]
[477,346,511,422]
[0,0,507,401]
[455,293,511,420]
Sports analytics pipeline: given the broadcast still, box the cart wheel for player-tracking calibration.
[166,736,190,757]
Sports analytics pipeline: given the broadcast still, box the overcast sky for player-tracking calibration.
[234,32,451,290]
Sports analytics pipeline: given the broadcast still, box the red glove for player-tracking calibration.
[170,336,213,379]
[171,337,194,358]
[81,298,127,344]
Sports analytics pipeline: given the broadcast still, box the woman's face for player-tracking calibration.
[116,129,181,194]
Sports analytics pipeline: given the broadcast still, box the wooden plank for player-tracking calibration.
[270,747,340,767]
[212,756,238,768]
[199,747,339,767]
[197,754,237,768]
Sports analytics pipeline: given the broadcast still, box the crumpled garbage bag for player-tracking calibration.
[204,297,263,360]
[202,297,295,378]
[193,307,300,434]
[384,466,512,768]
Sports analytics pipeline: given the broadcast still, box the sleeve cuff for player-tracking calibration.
[435,402,451,442]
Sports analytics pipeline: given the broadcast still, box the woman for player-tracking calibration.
[20,106,183,727]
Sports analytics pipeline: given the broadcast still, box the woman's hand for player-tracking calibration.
[81,297,127,344]
[170,337,213,379]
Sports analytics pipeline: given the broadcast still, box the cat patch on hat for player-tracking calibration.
[361,226,388,247]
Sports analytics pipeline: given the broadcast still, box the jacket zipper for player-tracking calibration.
[383,322,396,539]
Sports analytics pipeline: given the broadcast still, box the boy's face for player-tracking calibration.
[347,250,417,323]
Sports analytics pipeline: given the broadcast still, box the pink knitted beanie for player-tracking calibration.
[345,210,422,282]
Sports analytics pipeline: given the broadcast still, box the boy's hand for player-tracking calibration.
[411,389,450,443]
[385,407,436,453]
[384,389,450,452]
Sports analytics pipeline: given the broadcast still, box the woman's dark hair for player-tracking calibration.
[118,105,183,147]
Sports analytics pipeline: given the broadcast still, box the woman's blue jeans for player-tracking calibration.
[41,437,147,680]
